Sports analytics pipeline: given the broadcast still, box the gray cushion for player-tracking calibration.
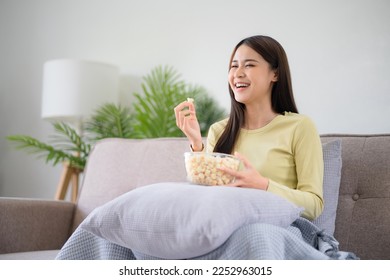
[80,182,302,259]
[313,140,342,235]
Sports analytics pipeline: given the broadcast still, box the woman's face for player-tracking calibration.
[228,44,277,106]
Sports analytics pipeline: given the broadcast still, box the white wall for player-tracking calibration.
[1,0,389,199]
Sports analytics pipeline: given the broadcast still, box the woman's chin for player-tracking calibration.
[233,94,248,104]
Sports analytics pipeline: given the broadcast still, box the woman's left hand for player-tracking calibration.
[218,152,269,190]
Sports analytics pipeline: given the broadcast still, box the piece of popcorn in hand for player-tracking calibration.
[187,97,194,103]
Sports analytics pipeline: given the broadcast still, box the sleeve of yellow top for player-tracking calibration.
[267,117,324,220]
[205,120,224,153]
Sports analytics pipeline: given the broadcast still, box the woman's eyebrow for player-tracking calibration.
[231,59,260,63]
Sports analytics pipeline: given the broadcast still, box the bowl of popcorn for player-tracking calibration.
[184,152,241,186]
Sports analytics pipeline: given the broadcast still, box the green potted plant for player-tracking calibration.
[7,65,226,170]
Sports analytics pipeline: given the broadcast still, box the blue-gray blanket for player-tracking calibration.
[56,217,358,260]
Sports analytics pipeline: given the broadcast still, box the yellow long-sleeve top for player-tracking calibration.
[206,112,324,220]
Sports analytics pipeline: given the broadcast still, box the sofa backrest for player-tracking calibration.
[73,134,390,260]
[320,134,390,260]
[72,138,190,230]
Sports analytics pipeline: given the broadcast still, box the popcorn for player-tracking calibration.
[187,97,194,103]
[184,152,240,186]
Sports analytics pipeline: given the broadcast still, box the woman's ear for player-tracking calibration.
[272,69,278,82]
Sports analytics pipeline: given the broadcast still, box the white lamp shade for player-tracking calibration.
[41,59,119,122]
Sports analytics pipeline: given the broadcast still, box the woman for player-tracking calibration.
[174,35,324,220]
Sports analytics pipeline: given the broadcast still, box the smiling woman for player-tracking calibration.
[229,47,278,108]
[175,35,323,220]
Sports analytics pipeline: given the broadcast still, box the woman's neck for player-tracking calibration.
[244,104,279,130]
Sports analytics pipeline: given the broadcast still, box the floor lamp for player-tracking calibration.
[54,162,82,202]
[41,59,119,202]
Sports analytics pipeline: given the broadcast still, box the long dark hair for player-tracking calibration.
[213,35,298,154]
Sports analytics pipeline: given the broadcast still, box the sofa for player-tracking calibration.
[1,134,389,260]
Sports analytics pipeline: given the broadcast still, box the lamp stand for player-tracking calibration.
[54,162,81,203]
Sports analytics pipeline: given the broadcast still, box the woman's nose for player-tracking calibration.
[235,66,245,78]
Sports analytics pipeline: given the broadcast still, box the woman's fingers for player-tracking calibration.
[174,101,186,126]
[177,109,196,128]
[217,166,239,177]
[174,101,196,128]
[217,167,243,187]
[174,100,195,114]
[234,152,253,169]
[174,100,202,144]
[219,152,268,189]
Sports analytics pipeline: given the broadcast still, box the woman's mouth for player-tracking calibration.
[234,82,250,89]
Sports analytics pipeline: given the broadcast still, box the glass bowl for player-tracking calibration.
[184,152,240,186]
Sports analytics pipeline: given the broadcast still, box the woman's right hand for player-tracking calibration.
[174,100,203,151]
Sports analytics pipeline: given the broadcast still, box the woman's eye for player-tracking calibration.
[230,65,238,68]
[245,64,254,68]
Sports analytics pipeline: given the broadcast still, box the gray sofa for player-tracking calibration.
[1,134,389,260]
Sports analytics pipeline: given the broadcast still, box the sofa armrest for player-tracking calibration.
[0,198,75,254]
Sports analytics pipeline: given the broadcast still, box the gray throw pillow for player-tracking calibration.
[313,139,342,235]
[80,182,302,259]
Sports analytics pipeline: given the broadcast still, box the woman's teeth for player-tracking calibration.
[235,83,249,88]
